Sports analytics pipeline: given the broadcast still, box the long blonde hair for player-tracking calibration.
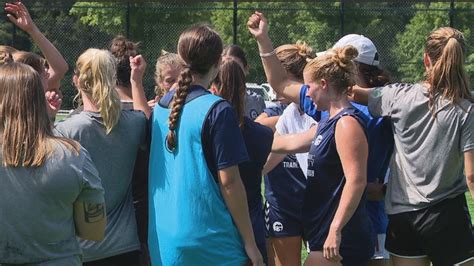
[425,27,473,115]
[75,48,121,134]
[304,45,358,96]
[0,63,79,167]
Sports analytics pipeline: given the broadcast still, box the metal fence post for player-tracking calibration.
[233,0,238,45]
[340,0,344,37]
[126,1,131,38]
[449,0,455,28]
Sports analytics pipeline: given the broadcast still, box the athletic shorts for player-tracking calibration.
[265,201,304,238]
[386,194,474,266]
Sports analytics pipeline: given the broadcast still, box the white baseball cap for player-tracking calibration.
[317,34,380,66]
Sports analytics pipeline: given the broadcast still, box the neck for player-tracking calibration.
[328,95,351,118]
[115,85,132,101]
[81,91,100,112]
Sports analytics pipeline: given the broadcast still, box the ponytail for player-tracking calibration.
[425,27,473,115]
[76,48,121,134]
[165,24,223,151]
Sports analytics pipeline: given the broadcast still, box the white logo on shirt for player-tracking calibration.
[273,222,284,232]
[314,135,323,146]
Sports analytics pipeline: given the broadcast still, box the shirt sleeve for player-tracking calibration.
[299,84,321,121]
[208,101,250,170]
[368,84,402,118]
[461,106,474,152]
[76,147,105,204]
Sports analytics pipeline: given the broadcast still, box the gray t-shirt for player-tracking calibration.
[55,110,146,262]
[369,83,474,214]
[0,143,104,265]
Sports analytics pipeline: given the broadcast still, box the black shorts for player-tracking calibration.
[386,194,474,266]
[265,201,304,238]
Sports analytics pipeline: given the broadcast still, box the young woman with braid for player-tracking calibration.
[212,56,274,264]
[55,48,148,266]
[0,62,106,265]
[148,25,263,266]
[352,27,474,266]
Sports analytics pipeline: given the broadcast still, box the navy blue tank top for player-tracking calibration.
[303,107,373,260]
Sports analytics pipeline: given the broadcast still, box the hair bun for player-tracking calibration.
[110,35,138,59]
[0,51,13,65]
[295,41,315,59]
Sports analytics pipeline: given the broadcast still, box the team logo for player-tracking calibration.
[273,222,284,232]
[314,135,323,146]
[249,109,258,119]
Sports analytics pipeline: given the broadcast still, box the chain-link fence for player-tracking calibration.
[0,0,473,109]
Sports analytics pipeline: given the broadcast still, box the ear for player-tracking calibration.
[423,53,432,69]
[72,74,79,88]
[320,78,328,90]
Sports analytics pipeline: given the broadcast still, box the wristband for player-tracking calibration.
[259,50,276,58]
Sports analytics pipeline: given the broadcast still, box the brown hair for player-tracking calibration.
[276,41,315,80]
[154,50,181,98]
[75,48,121,134]
[0,46,15,65]
[425,27,473,115]
[304,45,358,95]
[214,57,246,128]
[0,63,78,167]
[166,25,223,151]
[222,45,249,73]
[357,63,391,87]
[109,35,138,88]
[0,45,17,55]
[12,51,46,74]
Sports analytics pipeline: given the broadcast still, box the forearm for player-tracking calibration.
[255,35,299,104]
[28,28,68,87]
[263,152,286,175]
[255,115,279,132]
[350,86,371,105]
[131,79,151,119]
[220,176,256,246]
[467,175,474,200]
[330,178,366,232]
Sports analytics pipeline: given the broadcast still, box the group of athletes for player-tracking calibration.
[0,2,473,266]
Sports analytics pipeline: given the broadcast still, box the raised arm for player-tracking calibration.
[73,202,106,241]
[130,55,151,119]
[465,150,474,200]
[6,2,68,90]
[247,12,302,104]
[323,116,368,262]
[218,166,263,266]
[350,85,371,105]
[272,125,317,154]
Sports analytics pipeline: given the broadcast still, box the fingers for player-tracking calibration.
[323,245,342,262]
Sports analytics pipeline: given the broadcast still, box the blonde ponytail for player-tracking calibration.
[76,49,121,134]
[425,27,472,115]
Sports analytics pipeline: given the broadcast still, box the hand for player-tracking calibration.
[130,55,146,82]
[5,2,38,34]
[45,90,62,119]
[367,179,385,201]
[323,228,342,262]
[244,243,264,266]
[246,11,269,39]
[147,98,157,108]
